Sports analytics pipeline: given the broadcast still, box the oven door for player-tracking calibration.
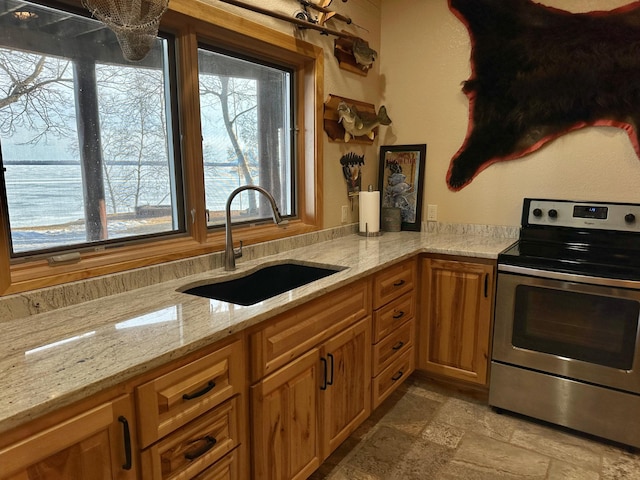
[494,266,640,394]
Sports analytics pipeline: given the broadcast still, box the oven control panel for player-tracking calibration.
[524,199,640,232]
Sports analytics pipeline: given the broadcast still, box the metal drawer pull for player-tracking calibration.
[392,341,404,351]
[391,371,404,381]
[392,310,405,319]
[393,279,405,287]
[182,380,216,400]
[185,435,217,460]
[118,416,133,470]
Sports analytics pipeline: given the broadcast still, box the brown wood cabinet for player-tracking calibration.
[418,256,495,385]
[318,318,371,455]
[1,253,502,480]
[140,397,240,479]
[192,449,239,480]
[249,280,371,480]
[0,334,247,480]
[137,337,245,480]
[136,339,244,448]
[251,348,321,480]
[371,259,417,408]
[0,395,137,480]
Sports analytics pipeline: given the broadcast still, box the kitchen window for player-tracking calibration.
[0,2,182,258]
[0,0,322,294]
[198,46,294,227]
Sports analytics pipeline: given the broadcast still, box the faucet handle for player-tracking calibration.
[234,240,243,259]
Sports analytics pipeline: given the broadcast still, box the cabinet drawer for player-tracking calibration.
[372,259,416,309]
[372,319,414,376]
[193,449,239,480]
[372,348,415,409]
[141,397,239,480]
[249,280,370,382]
[137,339,243,447]
[372,291,415,343]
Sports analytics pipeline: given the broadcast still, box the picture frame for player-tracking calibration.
[378,144,426,231]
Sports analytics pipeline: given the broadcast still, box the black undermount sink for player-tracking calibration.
[179,262,345,306]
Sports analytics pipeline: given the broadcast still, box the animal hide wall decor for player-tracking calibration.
[447,0,640,191]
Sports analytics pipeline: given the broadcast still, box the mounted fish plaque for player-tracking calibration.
[334,37,377,76]
[323,94,391,144]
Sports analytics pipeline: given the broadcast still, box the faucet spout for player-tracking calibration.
[224,185,287,271]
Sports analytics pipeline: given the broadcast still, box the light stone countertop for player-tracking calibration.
[0,230,516,434]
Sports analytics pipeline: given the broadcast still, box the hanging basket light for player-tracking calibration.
[82,0,169,61]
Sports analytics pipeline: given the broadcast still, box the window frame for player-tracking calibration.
[0,0,323,295]
[196,42,296,228]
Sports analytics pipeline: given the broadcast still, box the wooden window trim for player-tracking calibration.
[1,0,323,295]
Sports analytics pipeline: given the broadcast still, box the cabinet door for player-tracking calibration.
[419,257,494,385]
[251,349,321,480]
[0,395,136,480]
[319,317,371,457]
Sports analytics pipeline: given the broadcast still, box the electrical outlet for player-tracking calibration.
[341,205,349,223]
[427,204,438,221]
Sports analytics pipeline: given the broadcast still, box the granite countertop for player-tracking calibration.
[0,231,515,434]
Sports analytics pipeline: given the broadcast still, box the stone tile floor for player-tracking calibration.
[310,375,640,479]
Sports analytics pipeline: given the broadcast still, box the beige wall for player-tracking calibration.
[380,0,640,227]
[201,0,383,228]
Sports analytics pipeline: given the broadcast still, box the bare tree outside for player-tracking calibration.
[0,50,75,143]
[0,2,292,255]
[0,45,176,253]
[199,71,259,214]
[96,64,171,214]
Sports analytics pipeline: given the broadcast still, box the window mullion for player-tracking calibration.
[177,28,208,243]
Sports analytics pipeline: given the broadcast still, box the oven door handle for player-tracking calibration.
[498,264,640,290]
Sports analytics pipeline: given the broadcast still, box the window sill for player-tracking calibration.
[6,221,319,295]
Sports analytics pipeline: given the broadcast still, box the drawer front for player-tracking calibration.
[373,259,416,309]
[141,397,239,480]
[372,348,415,409]
[372,319,414,376]
[193,449,239,480]
[249,280,370,381]
[372,291,415,343]
[137,339,243,447]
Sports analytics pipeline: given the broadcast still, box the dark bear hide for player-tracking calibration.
[447,0,640,190]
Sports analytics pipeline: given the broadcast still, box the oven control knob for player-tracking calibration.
[625,213,636,224]
[533,208,543,217]
[548,209,558,218]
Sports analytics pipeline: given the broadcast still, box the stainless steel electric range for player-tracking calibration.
[490,198,640,448]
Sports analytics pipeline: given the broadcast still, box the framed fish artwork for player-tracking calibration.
[378,144,426,232]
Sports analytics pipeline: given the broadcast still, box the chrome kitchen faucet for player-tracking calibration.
[224,185,288,271]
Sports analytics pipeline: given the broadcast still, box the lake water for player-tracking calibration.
[4,163,247,252]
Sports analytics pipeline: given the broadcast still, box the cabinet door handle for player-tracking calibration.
[320,357,328,390]
[184,435,217,460]
[182,380,216,400]
[391,371,404,381]
[393,279,405,287]
[118,416,133,471]
[484,273,489,298]
[327,353,335,386]
[392,310,405,319]
[392,341,404,351]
